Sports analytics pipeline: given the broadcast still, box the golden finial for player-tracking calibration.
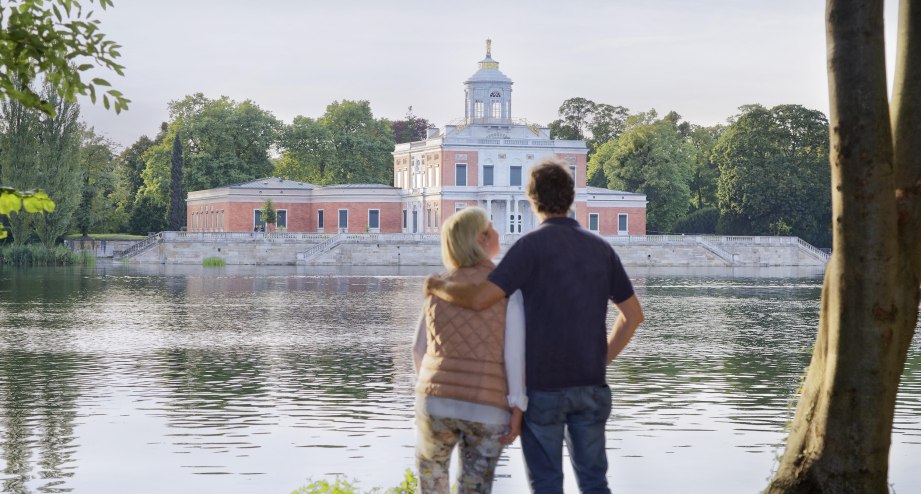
[486,38,492,58]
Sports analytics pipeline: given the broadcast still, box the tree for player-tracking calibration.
[548,98,629,155]
[138,94,281,214]
[0,80,81,247]
[320,100,395,185]
[588,103,629,150]
[0,79,42,243]
[686,124,722,210]
[276,100,394,185]
[111,133,158,231]
[258,199,276,232]
[590,111,693,233]
[274,116,334,184]
[166,132,185,231]
[0,0,128,116]
[75,127,118,235]
[713,104,830,246]
[390,106,431,144]
[30,84,83,249]
[767,1,921,492]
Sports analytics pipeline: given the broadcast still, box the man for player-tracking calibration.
[424,157,643,493]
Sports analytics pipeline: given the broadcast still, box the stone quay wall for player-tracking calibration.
[124,232,829,267]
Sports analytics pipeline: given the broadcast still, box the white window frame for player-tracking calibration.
[589,213,600,232]
[455,164,467,187]
[317,209,325,232]
[618,213,629,236]
[338,208,349,232]
[455,203,466,212]
[368,209,381,233]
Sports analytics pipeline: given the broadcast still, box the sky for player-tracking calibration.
[78,0,901,149]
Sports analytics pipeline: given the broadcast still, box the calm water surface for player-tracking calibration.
[0,263,919,493]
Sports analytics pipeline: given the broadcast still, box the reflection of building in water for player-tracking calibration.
[186,41,647,237]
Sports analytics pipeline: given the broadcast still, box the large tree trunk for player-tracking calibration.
[767,1,921,492]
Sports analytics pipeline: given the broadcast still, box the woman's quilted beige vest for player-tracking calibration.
[416,261,509,409]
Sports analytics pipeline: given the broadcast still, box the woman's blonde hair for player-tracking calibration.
[441,207,490,270]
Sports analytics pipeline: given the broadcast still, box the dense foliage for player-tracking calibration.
[275,100,395,185]
[576,97,831,246]
[713,104,831,246]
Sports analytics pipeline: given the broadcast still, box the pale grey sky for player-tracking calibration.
[79,0,901,148]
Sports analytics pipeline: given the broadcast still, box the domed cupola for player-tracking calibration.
[464,39,513,125]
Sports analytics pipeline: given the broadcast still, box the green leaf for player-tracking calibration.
[0,229,7,240]
[0,192,22,216]
[22,192,56,214]
[91,77,111,87]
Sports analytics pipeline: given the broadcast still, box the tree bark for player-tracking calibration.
[767,1,920,492]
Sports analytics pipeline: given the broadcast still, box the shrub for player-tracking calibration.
[0,244,78,266]
[202,257,226,267]
[291,470,417,494]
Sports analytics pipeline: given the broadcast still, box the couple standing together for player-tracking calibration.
[413,157,645,493]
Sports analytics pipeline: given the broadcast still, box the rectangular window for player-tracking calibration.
[570,166,577,181]
[402,209,407,229]
[276,210,287,229]
[318,210,324,231]
[475,101,484,118]
[618,214,628,235]
[455,203,466,212]
[338,209,348,231]
[483,165,494,186]
[491,101,501,118]
[456,164,467,186]
[589,213,600,232]
[368,209,380,231]
[426,208,431,229]
[510,166,522,186]
[254,210,264,231]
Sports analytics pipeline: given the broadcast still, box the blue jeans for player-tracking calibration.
[521,385,612,494]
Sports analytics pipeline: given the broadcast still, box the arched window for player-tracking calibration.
[489,90,502,118]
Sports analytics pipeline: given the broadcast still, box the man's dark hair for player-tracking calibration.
[527,157,574,215]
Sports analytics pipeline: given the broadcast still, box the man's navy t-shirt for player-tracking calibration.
[488,217,634,391]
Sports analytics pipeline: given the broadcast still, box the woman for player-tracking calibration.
[413,207,526,494]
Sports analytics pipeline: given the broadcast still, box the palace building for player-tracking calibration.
[186,41,647,236]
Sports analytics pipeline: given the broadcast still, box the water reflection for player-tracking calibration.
[0,264,918,493]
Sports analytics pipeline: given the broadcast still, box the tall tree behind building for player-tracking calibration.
[391,106,431,144]
[590,110,693,233]
[276,100,394,185]
[137,94,280,231]
[713,104,830,246]
[167,132,185,230]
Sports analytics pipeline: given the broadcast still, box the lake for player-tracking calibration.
[0,263,918,493]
